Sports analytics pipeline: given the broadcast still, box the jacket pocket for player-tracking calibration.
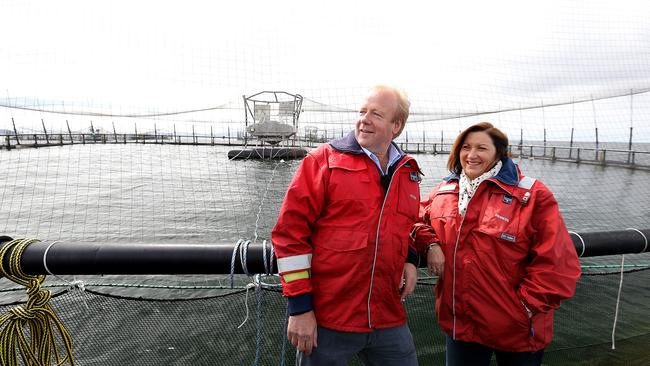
[428,190,458,219]
[318,229,369,252]
[312,229,369,297]
[395,170,420,220]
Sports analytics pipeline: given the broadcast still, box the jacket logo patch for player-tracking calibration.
[500,233,516,242]
[502,195,513,204]
[439,184,456,192]
[495,214,510,222]
[409,172,422,183]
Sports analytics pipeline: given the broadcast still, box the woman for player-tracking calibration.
[411,122,581,366]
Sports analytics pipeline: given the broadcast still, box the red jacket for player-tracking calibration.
[412,158,581,351]
[272,133,422,332]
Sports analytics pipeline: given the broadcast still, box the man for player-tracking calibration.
[272,85,422,365]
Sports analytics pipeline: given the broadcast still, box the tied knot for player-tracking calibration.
[26,289,53,308]
[8,305,37,320]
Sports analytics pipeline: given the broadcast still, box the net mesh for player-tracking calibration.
[1,268,649,365]
[2,0,650,364]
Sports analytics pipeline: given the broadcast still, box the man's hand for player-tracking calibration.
[287,311,318,355]
[427,245,445,278]
[400,262,417,302]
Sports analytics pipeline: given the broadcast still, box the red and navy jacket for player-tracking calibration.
[411,157,581,351]
[272,132,422,332]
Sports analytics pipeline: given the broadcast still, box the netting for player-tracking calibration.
[1,267,649,365]
[2,0,650,365]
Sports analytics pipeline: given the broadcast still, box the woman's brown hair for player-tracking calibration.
[447,122,510,175]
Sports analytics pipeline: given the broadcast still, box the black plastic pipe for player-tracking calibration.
[0,228,648,275]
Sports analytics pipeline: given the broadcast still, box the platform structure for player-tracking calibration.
[228,91,307,160]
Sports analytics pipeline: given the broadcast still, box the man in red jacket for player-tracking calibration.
[272,85,422,365]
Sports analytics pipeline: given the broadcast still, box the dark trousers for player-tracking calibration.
[297,324,418,366]
[445,335,544,366]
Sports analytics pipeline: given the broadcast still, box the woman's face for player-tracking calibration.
[459,131,498,180]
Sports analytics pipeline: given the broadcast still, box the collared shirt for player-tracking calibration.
[361,143,403,176]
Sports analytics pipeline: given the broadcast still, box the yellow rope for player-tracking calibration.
[0,238,75,366]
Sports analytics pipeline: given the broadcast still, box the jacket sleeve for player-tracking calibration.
[271,150,329,311]
[516,184,582,314]
[410,187,442,256]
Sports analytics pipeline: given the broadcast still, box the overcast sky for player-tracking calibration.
[1,0,650,141]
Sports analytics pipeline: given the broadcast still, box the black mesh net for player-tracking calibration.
[2,265,648,365]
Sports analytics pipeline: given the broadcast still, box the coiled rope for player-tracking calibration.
[0,238,75,366]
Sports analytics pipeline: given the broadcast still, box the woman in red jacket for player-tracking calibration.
[411,122,581,366]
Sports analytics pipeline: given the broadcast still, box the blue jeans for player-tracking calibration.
[297,325,418,366]
[446,336,544,366]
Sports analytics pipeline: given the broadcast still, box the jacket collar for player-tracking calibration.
[329,130,405,157]
[444,157,520,187]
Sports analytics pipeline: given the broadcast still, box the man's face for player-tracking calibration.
[354,89,402,155]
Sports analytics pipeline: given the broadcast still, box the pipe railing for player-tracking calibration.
[1,229,648,276]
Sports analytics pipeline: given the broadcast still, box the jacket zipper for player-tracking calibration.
[451,178,489,339]
[367,157,412,328]
[451,215,465,339]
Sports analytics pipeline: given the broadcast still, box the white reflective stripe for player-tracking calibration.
[277,253,312,273]
[439,184,456,192]
[518,176,536,190]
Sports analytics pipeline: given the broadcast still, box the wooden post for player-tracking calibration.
[405,131,409,151]
[228,126,231,145]
[66,120,74,145]
[113,122,118,143]
[569,128,574,159]
[11,117,20,145]
[154,123,158,144]
[192,125,196,145]
[628,89,634,164]
[173,124,177,144]
[211,126,214,146]
[591,96,599,151]
[541,101,546,157]
[135,123,138,143]
[5,135,10,150]
[90,121,96,143]
[422,130,426,153]
[41,119,50,144]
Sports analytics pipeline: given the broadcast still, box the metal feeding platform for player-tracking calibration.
[228,91,308,160]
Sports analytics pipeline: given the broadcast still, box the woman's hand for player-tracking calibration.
[427,245,445,278]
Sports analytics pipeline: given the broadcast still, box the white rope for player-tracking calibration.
[262,239,269,275]
[610,228,647,350]
[42,240,59,276]
[611,254,625,350]
[254,273,263,366]
[568,231,586,257]
[296,350,303,366]
[42,240,90,310]
[237,281,258,329]
[626,227,648,253]
[230,239,244,288]
[239,239,252,276]
[269,241,275,275]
